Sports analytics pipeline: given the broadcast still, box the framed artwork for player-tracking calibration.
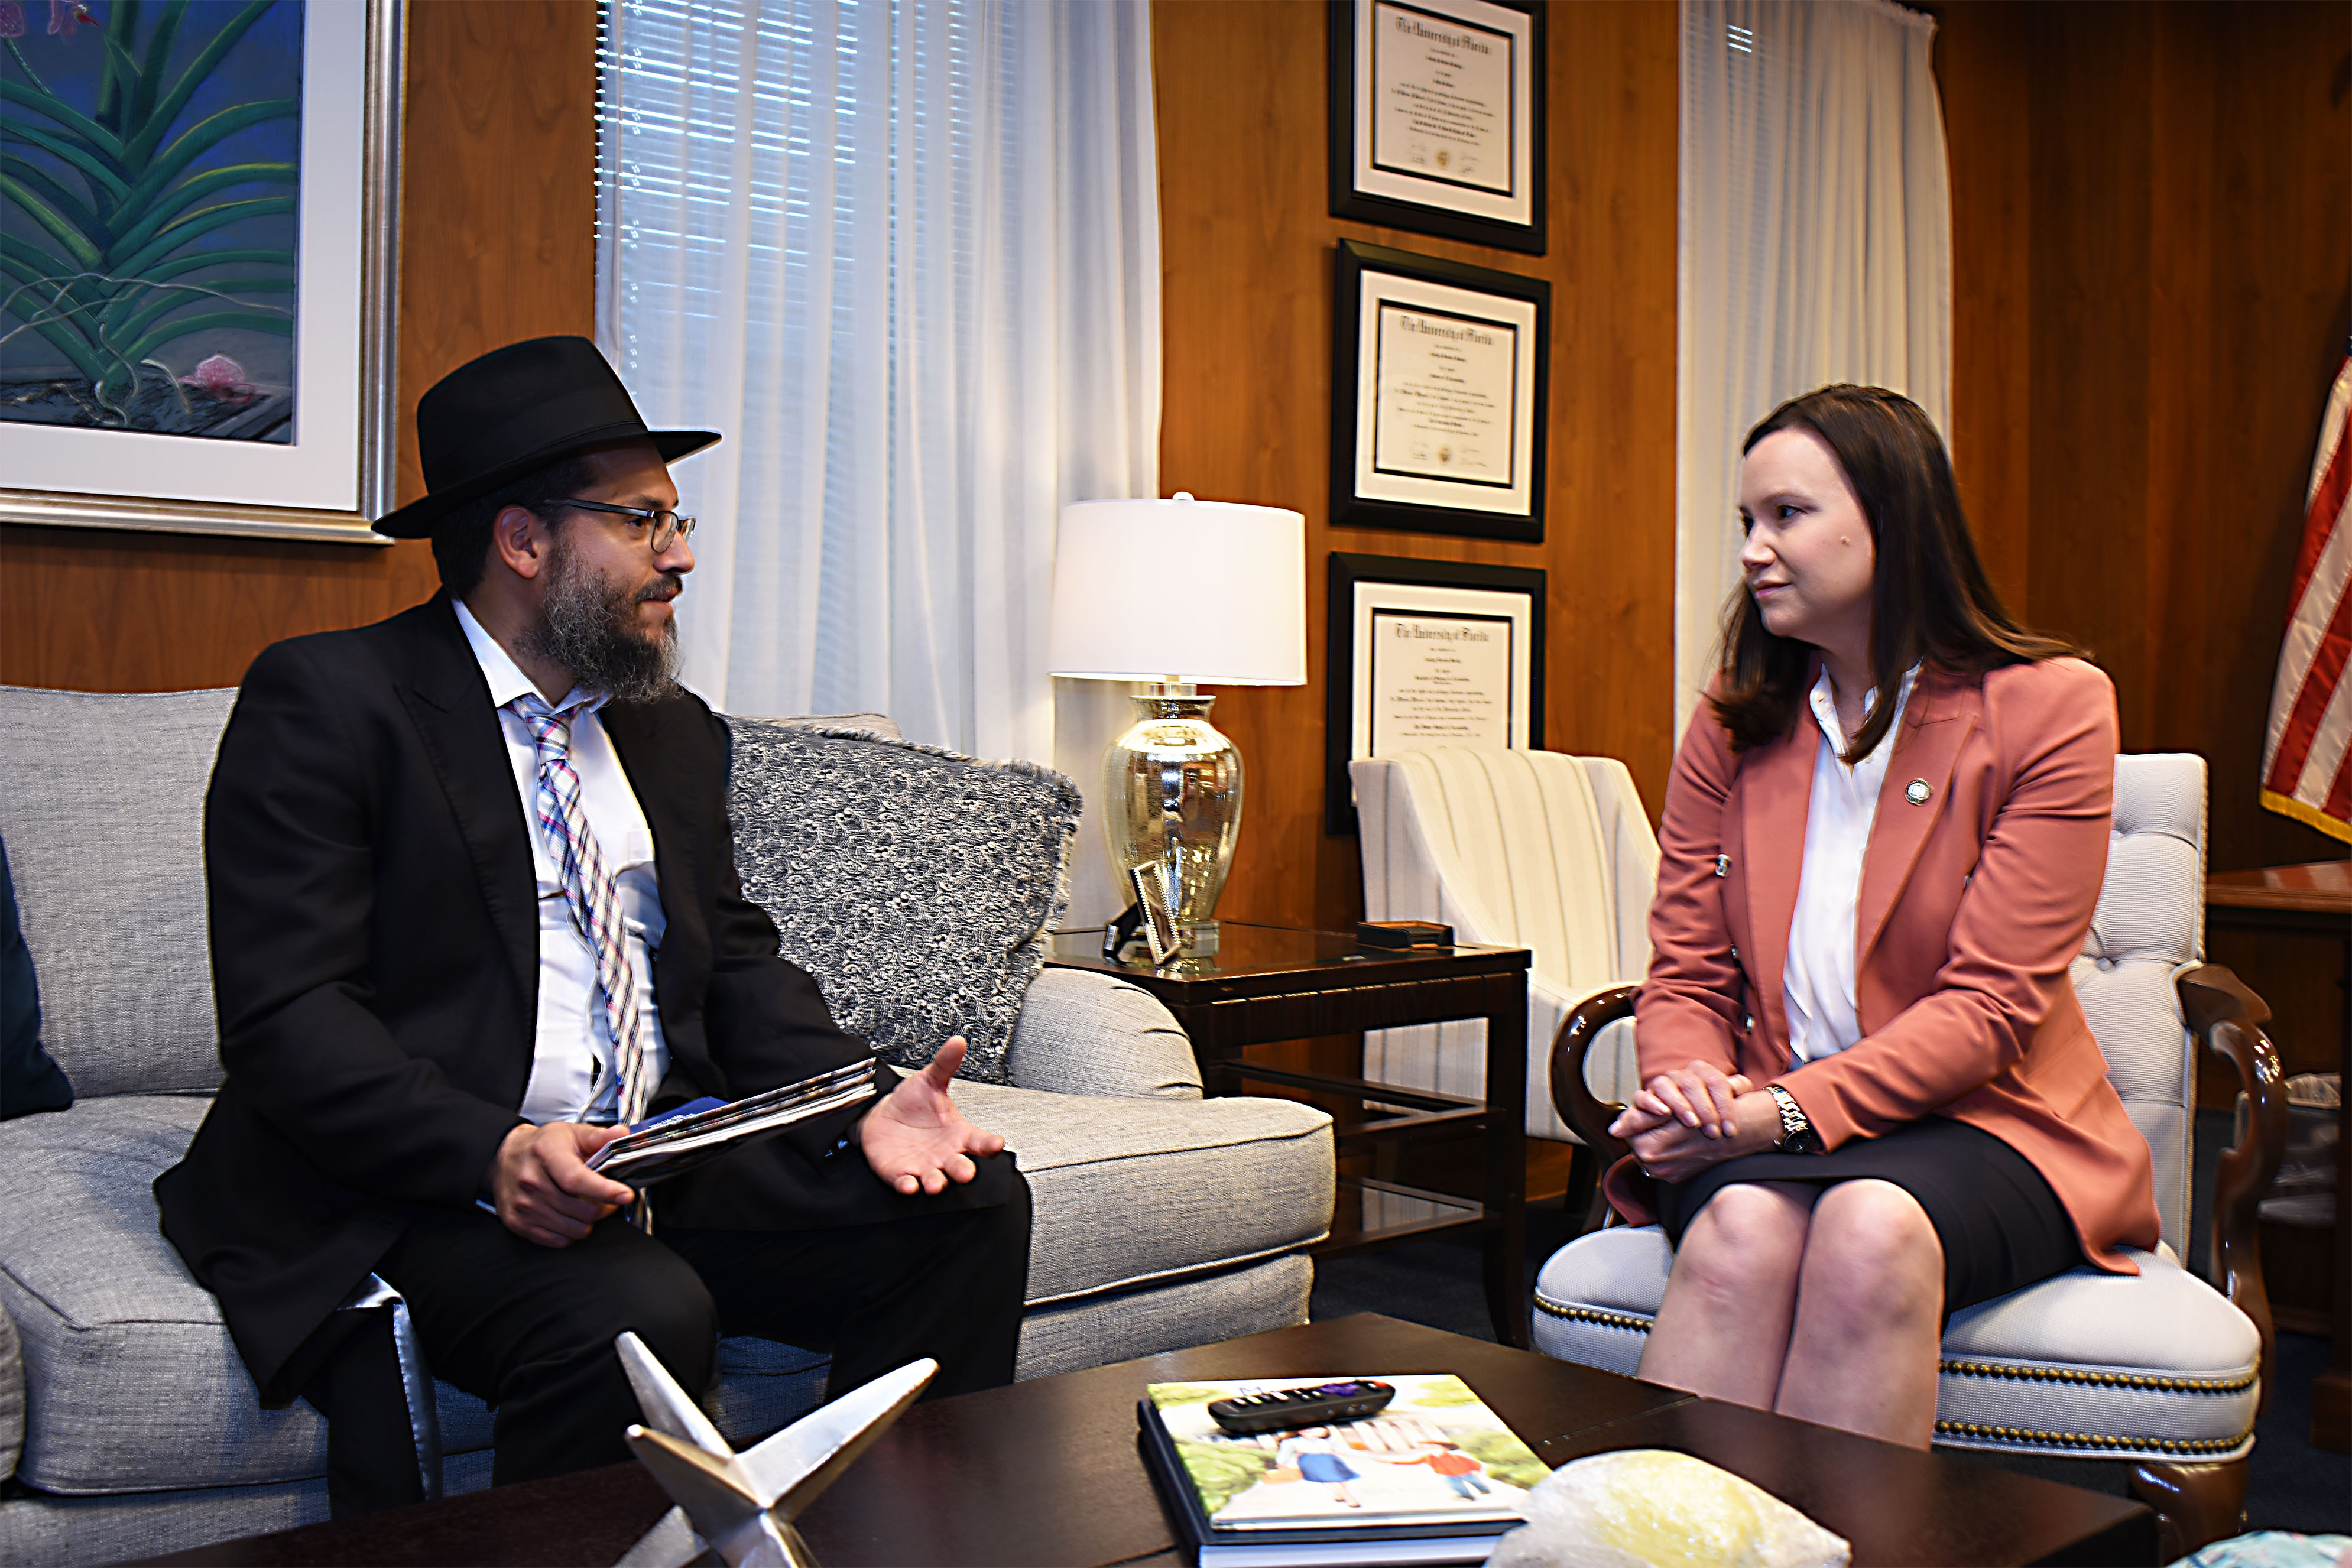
[1327,0,1545,254]
[0,0,402,544]
[1326,551,1545,835]
[1332,239,1548,544]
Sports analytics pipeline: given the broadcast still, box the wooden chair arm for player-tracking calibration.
[1550,985,1639,1168]
[2175,962,2288,1410]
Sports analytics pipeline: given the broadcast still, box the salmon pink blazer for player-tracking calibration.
[1606,657,2162,1274]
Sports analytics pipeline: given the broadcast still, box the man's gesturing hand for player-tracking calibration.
[489,1121,637,1246]
[858,1037,1008,1196]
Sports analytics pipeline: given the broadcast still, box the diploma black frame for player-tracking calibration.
[1326,551,1548,835]
[1332,239,1549,544]
[1328,0,1546,254]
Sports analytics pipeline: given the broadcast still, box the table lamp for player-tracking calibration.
[1047,494,1307,957]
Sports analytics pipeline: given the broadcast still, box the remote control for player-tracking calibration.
[1208,1379,1396,1434]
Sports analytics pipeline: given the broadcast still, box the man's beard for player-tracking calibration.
[520,534,682,704]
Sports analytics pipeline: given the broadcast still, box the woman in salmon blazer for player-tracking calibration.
[1604,385,2160,1450]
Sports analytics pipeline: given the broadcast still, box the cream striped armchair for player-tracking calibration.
[1351,746,1660,1147]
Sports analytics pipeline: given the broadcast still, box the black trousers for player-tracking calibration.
[303,1170,1031,1517]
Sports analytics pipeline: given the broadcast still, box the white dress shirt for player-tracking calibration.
[1780,663,1920,1067]
[453,600,671,1124]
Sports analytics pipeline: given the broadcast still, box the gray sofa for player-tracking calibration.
[0,684,1335,1567]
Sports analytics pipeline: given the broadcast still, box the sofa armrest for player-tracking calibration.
[1005,968,1203,1100]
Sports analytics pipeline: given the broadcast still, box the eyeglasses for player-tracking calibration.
[537,498,697,553]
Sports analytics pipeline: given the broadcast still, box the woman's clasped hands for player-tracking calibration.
[1607,1061,1787,1182]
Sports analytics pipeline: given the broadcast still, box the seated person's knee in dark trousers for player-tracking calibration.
[303,1169,1032,1517]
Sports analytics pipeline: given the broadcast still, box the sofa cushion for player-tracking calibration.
[0,1095,335,1491]
[951,1080,1332,1305]
[0,833,73,1119]
[1014,1253,1313,1381]
[0,687,236,1098]
[722,720,1081,1084]
[0,1264,21,1481]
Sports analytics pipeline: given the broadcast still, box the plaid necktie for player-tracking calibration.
[508,692,653,1129]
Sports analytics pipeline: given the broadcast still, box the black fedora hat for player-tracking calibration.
[374,336,721,539]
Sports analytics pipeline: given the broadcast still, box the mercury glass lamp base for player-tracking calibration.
[1101,686,1244,937]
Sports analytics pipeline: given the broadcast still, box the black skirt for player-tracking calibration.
[1653,1115,2083,1314]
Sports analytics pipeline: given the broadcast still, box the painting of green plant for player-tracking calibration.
[1,0,301,441]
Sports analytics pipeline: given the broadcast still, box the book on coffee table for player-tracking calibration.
[1137,1374,1546,1566]
[586,1059,877,1187]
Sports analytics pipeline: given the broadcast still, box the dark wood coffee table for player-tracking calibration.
[137,1314,2155,1567]
[1047,924,1534,1346]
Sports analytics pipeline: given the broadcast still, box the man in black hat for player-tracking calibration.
[156,336,1031,1518]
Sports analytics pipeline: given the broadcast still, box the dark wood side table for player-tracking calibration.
[1044,924,1534,1348]
[2205,860,2351,1453]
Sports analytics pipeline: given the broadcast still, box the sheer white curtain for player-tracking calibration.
[1675,0,1951,737]
[596,0,1161,767]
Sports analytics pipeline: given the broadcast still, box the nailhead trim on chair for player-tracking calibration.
[1934,1420,2252,1456]
[1533,1298,1654,1332]
[1537,1303,2256,1400]
[1937,1358,2256,1395]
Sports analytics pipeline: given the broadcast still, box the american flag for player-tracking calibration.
[2261,351,2352,845]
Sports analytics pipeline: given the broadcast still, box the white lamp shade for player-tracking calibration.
[1047,495,1308,685]
[1049,494,1308,681]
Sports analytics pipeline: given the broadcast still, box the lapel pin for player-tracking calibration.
[1714,853,1730,877]
[1905,778,1932,806]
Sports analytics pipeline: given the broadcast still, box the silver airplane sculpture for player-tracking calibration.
[610,1332,936,1568]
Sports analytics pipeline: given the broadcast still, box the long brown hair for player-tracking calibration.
[1708,385,2079,759]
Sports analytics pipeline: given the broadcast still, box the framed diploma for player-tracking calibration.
[1326,552,1546,835]
[1332,240,1548,543]
[1328,0,1545,253]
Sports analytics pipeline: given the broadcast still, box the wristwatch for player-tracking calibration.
[1766,1084,1822,1154]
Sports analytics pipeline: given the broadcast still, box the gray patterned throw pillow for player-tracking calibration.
[722,720,1082,1085]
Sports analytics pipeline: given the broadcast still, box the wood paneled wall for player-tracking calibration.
[1941,0,2351,875]
[0,0,600,693]
[1938,0,2352,1083]
[1153,0,1682,935]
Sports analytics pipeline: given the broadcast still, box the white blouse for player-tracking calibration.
[1780,664,1919,1067]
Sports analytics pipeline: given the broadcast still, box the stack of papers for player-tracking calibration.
[588,1059,877,1187]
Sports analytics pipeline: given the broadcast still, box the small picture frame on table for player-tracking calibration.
[1327,552,1546,835]
[1331,239,1549,544]
[1328,0,1545,254]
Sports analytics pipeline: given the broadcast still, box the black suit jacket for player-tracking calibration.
[157,595,1008,1404]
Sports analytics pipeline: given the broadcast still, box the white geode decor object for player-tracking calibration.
[609,1331,935,1568]
[1488,1449,1851,1568]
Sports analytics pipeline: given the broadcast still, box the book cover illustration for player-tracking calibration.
[1146,1374,1547,1531]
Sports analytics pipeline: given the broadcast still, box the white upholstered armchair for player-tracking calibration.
[1533,752,2289,1558]
[1351,746,1660,1147]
